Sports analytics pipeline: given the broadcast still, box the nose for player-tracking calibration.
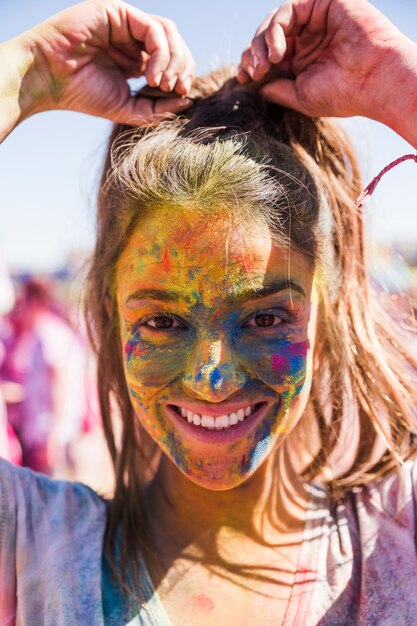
[183,334,248,402]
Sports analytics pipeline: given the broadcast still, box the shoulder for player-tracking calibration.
[0,459,108,622]
[353,459,417,529]
[0,457,107,567]
[0,456,106,522]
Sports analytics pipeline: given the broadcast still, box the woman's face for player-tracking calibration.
[116,208,317,490]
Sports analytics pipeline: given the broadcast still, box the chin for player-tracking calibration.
[164,439,275,492]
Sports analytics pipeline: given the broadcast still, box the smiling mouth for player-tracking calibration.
[170,402,266,430]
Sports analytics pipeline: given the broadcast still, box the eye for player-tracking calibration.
[142,315,186,330]
[243,309,292,329]
[249,313,282,327]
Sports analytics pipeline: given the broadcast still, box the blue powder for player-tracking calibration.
[209,368,223,389]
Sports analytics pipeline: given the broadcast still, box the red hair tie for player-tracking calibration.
[355,153,417,208]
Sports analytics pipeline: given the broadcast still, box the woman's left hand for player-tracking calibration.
[237,0,417,147]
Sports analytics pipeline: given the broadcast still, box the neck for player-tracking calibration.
[146,443,309,556]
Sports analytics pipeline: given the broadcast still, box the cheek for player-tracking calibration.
[270,340,309,386]
[122,325,192,390]
[237,336,309,390]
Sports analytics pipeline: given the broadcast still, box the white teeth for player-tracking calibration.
[216,415,229,428]
[177,404,259,429]
[201,415,215,428]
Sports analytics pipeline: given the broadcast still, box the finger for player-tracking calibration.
[105,3,170,85]
[236,66,251,84]
[123,7,171,86]
[175,71,193,95]
[109,95,192,125]
[250,33,272,78]
[161,43,195,96]
[254,8,277,37]
[174,45,196,95]
[176,39,196,95]
[239,7,280,79]
[153,96,192,116]
[152,16,189,92]
[107,46,148,78]
[239,46,256,80]
[260,78,308,114]
[265,1,314,63]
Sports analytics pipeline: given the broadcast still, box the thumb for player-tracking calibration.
[260,78,309,115]
[108,95,192,126]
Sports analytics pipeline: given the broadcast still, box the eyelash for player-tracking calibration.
[242,308,294,328]
[137,308,294,332]
[138,312,187,331]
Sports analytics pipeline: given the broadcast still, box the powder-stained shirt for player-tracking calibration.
[1,457,417,625]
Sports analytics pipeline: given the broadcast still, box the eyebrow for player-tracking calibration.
[126,279,305,305]
[235,280,306,302]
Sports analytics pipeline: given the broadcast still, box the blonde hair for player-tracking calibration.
[86,67,417,597]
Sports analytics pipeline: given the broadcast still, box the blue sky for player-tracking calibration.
[0,0,416,271]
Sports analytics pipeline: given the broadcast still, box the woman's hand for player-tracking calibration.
[0,0,195,138]
[238,0,417,145]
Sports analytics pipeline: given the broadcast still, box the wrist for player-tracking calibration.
[368,37,417,148]
[0,32,54,141]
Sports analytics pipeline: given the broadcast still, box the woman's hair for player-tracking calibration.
[85,67,417,595]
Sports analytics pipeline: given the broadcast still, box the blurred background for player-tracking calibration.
[0,0,416,493]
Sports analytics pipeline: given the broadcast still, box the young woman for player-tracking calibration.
[1,1,417,624]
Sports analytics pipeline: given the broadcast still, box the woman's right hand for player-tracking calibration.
[0,0,195,135]
[238,0,417,145]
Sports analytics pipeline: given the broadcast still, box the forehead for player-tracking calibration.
[116,209,314,306]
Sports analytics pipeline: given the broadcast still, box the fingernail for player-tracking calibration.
[247,63,255,79]
[253,54,260,69]
[154,72,163,86]
[166,75,178,91]
[183,76,192,93]
[178,97,192,108]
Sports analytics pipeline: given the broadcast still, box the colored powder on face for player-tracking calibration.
[271,340,309,378]
[128,386,141,401]
[241,417,273,472]
[162,247,170,273]
[245,438,270,473]
[281,384,298,414]
[124,327,151,362]
[194,339,226,390]
[163,429,192,475]
[209,368,223,389]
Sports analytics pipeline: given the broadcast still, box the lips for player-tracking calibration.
[168,402,267,431]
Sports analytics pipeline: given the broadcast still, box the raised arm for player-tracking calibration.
[238,0,417,148]
[0,0,195,142]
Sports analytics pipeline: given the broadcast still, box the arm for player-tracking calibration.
[238,0,417,148]
[0,37,34,142]
[0,0,195,143]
